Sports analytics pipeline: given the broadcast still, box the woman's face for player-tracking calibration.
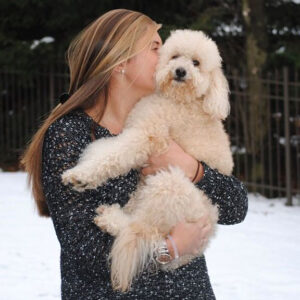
[125,30,162,97]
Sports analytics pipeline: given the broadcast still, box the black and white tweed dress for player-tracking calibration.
[41,108,248,300]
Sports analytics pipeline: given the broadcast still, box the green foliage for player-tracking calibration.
[0,0,299,71]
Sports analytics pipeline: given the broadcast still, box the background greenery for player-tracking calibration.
[0,0,299,72]
[1,1,299,202]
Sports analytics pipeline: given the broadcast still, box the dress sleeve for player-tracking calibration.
[42,123,116,277]
[194,161,248,225]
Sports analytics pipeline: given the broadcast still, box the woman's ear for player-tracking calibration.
[202,68,230,120]
[113,62,127,75]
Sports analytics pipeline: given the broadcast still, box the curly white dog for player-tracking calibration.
[62,29,234,292]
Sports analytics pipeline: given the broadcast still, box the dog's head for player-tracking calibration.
[156,29,230,120]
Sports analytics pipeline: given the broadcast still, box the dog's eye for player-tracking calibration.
[171,55,179,59]
[193,60,200,66]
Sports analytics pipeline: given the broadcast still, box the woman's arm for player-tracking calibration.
[141,139,248,226]
[42,122,131,278]
[194,161,248,225]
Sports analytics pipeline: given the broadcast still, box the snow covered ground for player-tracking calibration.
[1,171,299,300]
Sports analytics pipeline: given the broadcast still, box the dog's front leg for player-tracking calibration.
[61,127,151,191]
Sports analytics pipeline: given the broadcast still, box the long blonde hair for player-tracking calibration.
[20,9,161,217]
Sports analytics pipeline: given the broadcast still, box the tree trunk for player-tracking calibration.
[242,0,268,183]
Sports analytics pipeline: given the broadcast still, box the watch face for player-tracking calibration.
[157,253,171,264]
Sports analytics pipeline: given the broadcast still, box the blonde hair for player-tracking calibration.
[20,9,161,217]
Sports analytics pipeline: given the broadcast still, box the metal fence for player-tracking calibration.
[0,65,299,204]
[0,63,68,168]
[225,67,299,205]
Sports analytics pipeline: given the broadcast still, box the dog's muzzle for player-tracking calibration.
[174,67,186,82]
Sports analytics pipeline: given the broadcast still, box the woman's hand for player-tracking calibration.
[166,216,212,258]
[141,139,203,182]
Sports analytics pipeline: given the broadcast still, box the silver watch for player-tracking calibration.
[155,239,172,265]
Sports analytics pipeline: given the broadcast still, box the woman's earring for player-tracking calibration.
[121,69,125,74]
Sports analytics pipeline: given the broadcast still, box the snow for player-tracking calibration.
[276,46,286,54]
[206,194,300,300]
[0,172,60,300]
[231,145,247,154]
[1,172,300,300]
[214,23,243,37]
[30,36,55,50]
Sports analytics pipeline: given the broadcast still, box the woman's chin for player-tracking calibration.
[140,86,155,98]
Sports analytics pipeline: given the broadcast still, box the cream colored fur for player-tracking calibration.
[61,29,234,292]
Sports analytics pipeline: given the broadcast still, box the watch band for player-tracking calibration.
[155,239,172,265]
[167,234,179,259]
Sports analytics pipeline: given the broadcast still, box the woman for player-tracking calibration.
[21,9,248,300]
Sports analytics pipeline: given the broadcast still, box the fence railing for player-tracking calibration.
[225,67,299,205]
[0,63,68,167]
[0,65,299,205]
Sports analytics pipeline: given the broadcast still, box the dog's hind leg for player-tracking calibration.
[130,165,219,258]
[94,203,130,237]
[109,220,160,292]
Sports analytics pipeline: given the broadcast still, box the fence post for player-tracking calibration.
[283,67,292,206]
[49,64,55,109]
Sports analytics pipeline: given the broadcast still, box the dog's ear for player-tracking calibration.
[202,68,230,120]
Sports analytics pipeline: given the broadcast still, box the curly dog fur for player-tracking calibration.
[61,29,234,292]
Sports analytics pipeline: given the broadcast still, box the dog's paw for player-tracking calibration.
[61,167,101,192]
[94,204,121,235]
[95,204,110,215]
[95,203,121,217]
[94,205,109,232]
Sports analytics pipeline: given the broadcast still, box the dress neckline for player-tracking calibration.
[75,108,118,137]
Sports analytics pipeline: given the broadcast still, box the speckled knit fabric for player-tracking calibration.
[41,108,248,300]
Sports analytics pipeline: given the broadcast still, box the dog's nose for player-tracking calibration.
[175,68,186,78]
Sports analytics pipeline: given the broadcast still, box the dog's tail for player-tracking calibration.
[109,222,159,292]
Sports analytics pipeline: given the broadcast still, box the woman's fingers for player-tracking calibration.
[201,224,212,236]
[141,166,153,176]
[170,218,213,257]
[141,163,150,168]
[201,238,208,246]
[196,216,210,228]
[193,218,212,245]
